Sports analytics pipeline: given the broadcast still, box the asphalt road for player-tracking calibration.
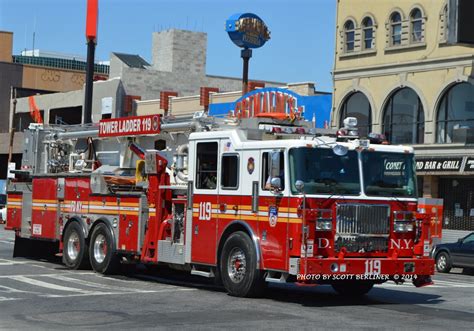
[0,225,472,330]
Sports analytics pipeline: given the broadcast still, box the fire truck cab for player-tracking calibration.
[6,112,435,297]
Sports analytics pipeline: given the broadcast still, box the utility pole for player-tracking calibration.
[83,0,98,124]
[241,48,252,95]
[7,87,17,164]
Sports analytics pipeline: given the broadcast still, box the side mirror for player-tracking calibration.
[457,238,463,244]
[295,180,305,193]
[270,177,281,191]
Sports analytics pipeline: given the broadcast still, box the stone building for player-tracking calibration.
[332,0,474,230]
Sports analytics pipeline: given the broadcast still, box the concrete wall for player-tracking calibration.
[152,30,206,76]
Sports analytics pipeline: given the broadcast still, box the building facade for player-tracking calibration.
[0,31,109,178]
[332,0,474,231]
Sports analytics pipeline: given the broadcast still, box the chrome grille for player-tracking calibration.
[335,204,390,252]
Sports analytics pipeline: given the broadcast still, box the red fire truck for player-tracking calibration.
[5,108,434,297]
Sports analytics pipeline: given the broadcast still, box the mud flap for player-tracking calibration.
[13,236,59,261]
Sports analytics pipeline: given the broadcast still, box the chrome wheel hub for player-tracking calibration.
[93,234,107,264]
[227,247,247,283]
[66,231,80,261]
[437,255,446,269]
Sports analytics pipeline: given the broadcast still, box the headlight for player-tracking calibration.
[316,219,333,231]
[394,220,414,233]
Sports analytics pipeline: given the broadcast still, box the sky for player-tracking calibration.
[0,0,336,91]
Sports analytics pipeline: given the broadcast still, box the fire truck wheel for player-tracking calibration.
[63,222,90,270]
[435,252,452,273]
[220,231,265,298]
[89,223,120,274]
[331,281,374,296]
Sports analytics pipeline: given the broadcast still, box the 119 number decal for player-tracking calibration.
[198,202,212,221]
[365,260,381,275]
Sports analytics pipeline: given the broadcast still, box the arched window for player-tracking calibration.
[390,12,402,46]
[340,92,372,138]
[383,88,424,144]
[410,8,424,42]
[437,83,474,143]
[344,20,355,52]
[362,17,374,50]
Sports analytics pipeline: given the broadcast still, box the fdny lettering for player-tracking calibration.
[70,201,83,213]
[317,238,331,249]
[390,238,414,249]
[198,202,212,221]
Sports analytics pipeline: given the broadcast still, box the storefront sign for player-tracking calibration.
[463,157,474,172]
[99,115,160,137]
[226,13,270,49]
[416,157,463,173]
[232,87,303,119]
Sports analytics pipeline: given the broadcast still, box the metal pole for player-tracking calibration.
[83,39,96,124]
[241,48,252,95]
[7,87,17,164]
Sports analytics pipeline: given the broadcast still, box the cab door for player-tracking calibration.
[257,149,289,271]
[217,140,242,247]
[191,140,219,264]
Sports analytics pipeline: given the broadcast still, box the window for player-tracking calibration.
[339,92,372,138]
[390,12,402,46]
[262,151,285,191]
[221,154,239,190]
[344,20,355,52]
[362,17,374,49]
[362,152,417,198]
[196,142,218,190]
[436,83,474,143]
[289,148,360,195]
[383,88,424,144]
[410,8,424,42]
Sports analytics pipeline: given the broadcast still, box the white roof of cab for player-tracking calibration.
[189,129,414,154]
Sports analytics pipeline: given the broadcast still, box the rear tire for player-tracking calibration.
[89,223,120,274]
[331,281,374,296]
[220,231,265,297]
[435,252,452,273]
[63,222,90,269]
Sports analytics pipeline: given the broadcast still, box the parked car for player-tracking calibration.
[432,232,474,273]
[0,206,6,224]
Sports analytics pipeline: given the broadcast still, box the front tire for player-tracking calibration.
[331,281,374,296]
[436,252,452,273]
[63,222,90,269]
[220,231,264,297]
[89,223,120,274]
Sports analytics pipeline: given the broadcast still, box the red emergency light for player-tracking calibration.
[85,0,99,43]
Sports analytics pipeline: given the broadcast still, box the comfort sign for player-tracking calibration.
[99,115,160,137]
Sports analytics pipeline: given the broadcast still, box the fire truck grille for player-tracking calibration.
[335,204,390,253]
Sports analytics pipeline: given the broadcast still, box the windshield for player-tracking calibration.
[289,147,360,195]
[362,151,417,198]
